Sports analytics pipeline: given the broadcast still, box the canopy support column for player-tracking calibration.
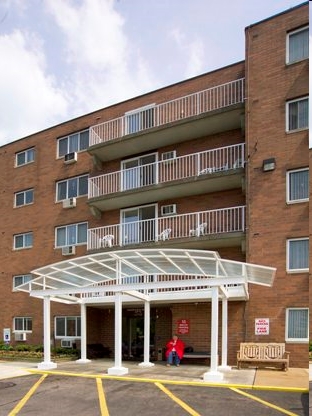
[108,291,128,375]
[38,296,57,369]
[139,300,155,368]
[219,296,231,370]
[203,287,223,381]
[76,302,90,363]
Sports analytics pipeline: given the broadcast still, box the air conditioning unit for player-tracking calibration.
[161,150,176,161]
[62,246,76,256]
[64,152,77,164]
[161,204,177,216]
[61,339,73,348]
[15,332,27,341]
[62,197,76,209]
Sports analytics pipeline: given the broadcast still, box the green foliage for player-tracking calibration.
[52,347,79,356]
[309,341,312,352]
[0,343,13,351]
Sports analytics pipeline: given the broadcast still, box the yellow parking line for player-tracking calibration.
[230,387,299,416]
[155,381,201,416]
[96,378,110,416]
[8,374,48,416]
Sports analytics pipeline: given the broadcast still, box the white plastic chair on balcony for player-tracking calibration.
[189,222,207,237]
[157,228,171,241]
[99,234,114,247]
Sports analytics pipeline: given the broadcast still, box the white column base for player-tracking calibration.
[218,365,232,372]
[138,361,155,368]
[38,361,57,370]
[76,358,92,364]
[203,370,224,382]
[107,366,129,375]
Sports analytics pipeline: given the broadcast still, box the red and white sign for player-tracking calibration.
[177,319,190,335]
[255,318,269,335]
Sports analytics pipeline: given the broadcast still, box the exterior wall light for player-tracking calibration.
[262,158,276,172]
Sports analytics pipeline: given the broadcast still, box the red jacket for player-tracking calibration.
[165,338,185,359]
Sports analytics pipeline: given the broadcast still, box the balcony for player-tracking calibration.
[88,144,245,212]
[89,78,245,162]
[88,205,246,252]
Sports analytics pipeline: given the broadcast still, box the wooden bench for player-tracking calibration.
[237,343,290,371]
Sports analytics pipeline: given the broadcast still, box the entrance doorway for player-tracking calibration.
[122,308,155,360]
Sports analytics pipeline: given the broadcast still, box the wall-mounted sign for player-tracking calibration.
[255,318,269,335]
[177,319,189,335]
[3,328,10,342]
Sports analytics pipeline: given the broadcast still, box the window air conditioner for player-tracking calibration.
[161,150,176,161]
[15,332,27,341]
[161,204,177,216]
[62,246,76,256]
[61,339,73,348]
[62,197,77,209]
[64,152,77,164]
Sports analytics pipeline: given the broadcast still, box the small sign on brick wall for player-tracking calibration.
[177,319,190,335]
[255,318,269,335]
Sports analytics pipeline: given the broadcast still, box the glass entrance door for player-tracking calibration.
[121,204,156,245]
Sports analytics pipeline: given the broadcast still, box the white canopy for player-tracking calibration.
[17,249,276,304]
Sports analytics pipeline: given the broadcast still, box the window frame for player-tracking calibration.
[14,232,33,250]
[286,26,309,65]
[285,308,309,342]
[13,274,32,290]
[15,148,35,167]
[54,316,81,339]
[13,317,32,332]
[286,168,309,204]
[55,222,88,248]
[286,96,309,132]
[57,129,89,158]
[56,174,89,202]
[286,237,309,273]
[14,188,34,207]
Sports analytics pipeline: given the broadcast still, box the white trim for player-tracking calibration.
[285,307,309,342]
[286,168,309,204]
[286,25,309,65]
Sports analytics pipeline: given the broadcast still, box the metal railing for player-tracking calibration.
[90,78,245,146]
[88,143,245,198]
[88,205,245,250]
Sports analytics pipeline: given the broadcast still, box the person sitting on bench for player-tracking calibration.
[165,334,185,367]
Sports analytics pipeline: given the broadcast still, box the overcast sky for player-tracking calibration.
[0,0,306,146]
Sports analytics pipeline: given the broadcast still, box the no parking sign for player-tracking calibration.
[255,318,269,335]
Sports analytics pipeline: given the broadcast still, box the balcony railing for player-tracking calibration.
[88,206,245,251]
[90,78,245,146]
[88,143,245,199]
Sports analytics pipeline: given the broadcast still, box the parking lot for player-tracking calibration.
[0,371,309,416]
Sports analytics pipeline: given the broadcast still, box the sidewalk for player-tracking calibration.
[0,359,309,391]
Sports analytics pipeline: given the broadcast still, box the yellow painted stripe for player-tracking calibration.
[96,378,110,416]
[155,381,201,416]
[231,387,299,416]
[26,369,309,393]
[8,374,48,416]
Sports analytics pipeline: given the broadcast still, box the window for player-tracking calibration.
[286,168,309,203]
[287,238,309,272]
[286,308,309,342]
[55,222,87,247]
[15,148,35,167]
[13,274,32,290]
[55,316,81,338]
[56,175,88,201]
[15,189,34,207]
[14,232,33,249]
[287,26,309,64]
[286,97,308,131]
[57,129,89,157]
[125,105,155,134]
[14,317,32,332]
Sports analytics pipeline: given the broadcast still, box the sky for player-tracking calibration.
[0,0,307,146]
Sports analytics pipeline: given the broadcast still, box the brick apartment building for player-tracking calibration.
[0,2,309,375]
